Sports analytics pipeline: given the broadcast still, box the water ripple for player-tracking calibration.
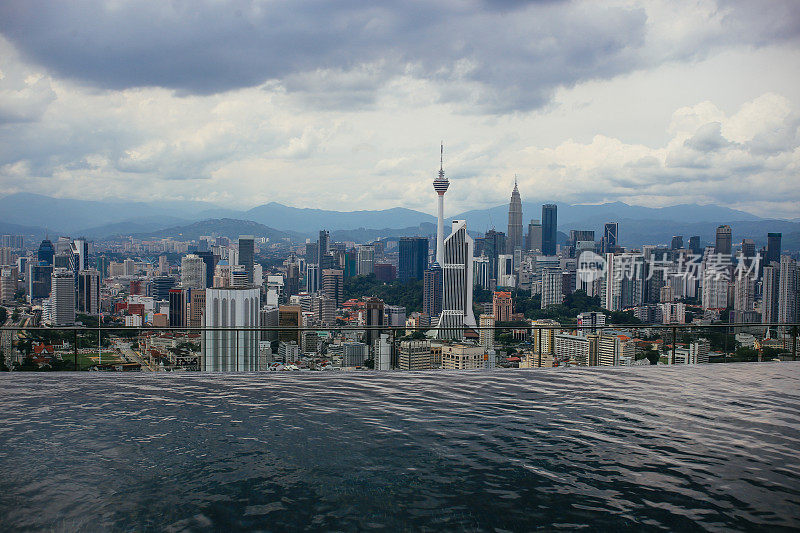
[1,362,799,531]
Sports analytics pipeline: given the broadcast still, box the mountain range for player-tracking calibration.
[1,192,798,250]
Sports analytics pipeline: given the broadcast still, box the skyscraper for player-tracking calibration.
[541,268,564,308]
[433,143,450,266]
[195,251,216,288]
[766,233,782,266]
[688,236,701,255]
[715,225,732,257]
[671,236,683,250]
[238,236,255,284]
[603,223,618,254]
[423,263,443,325]
[541,204,557,256]
[526,220,542,252]
[398,237,429,281]
[437,220,477,340]
[483,229,506,281]
[181,254,207,290]
[356,245,374,275]
[202,287,261,371]
[37,238,55,266]
[50,268,75,326]
[762,264,780,324]
[321,268,344,308]
[506,179,524,253]
[777,256,798,325]
[77,269,100,315]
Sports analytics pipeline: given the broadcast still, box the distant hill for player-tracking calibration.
[121,218,303,242]
[245,202,437,233]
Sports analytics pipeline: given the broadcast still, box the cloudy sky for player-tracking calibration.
[1,0,799,218]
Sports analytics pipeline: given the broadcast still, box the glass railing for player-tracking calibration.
[0,323,797,372]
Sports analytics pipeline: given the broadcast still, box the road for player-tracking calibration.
[110,336,154,371]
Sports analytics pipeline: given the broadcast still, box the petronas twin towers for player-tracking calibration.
[507,178,524,253]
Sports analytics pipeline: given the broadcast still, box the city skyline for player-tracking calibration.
[0,2,799,218]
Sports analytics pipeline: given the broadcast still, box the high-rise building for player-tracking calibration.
[541,268,563,308]
[777,256,798,325]
[364,297,385,348]
[492,291,513,322]
[762,264,780,324]
[479,314,495,350]
[688,236,701,255]
[473,256,490,289]
[151,276,176,300]
[577,311,606,335]
[202,287,261,371]
[437,220,477,340]
[0,266,18,303]
[507,179,524,253]
[195,251,216,288]
[671,236,683,250]
[433,143,450,266]
[766,233,782,267]
[715,225,732,257]
[741,239,756,260]
[398,339,432,370]
[278,305,303,344]
[37,239,55,266]
[27,263,52,302]
[423,263,443,325]
[374,334,392,371]
[385,304,406,327]
[483,229,506,281]
[526,220,542,252]
[181,254,207,290]
[398,237,429,281]
[306,263,319,293]
[321,268,344,308]
[603,223,618,253]
[189,289,206,329]
[733,273,755,313]
[77,269,100,315]
[356,245,375,276]
[169,288,190,327]
[541,204,558,256]
[50,268,75,326]
[238,236,255,284]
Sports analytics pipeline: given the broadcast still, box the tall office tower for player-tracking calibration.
[317,230,330,289]
[740,238,756,264]
[364,297,385,348]
[305,241,318,264]
[492,291,513,322]
[603,223,619,254]
[777,256,798,325]
[541,204,558,256]
[306,263,319,293]
[473,256,490,288]
[733,273,755,312]
[715,225,732,257]
[181,254,207,290]
[433,142,450,265]
[169,288,190,327]
[238,236,255,284]
[151,276,176,300]
[202,287,261,371]
[124,258,136,276]
[526,220,542,252]
[384,304,406,327]
[356,245,375,275]
[189,289,206,329]
[77,269,100,314]
[702,275,729,310]
[437,220,477,340]
[0,266,17,302]
[344,248,357,278]
[158,255,169,276]
[671,236,683,250]
[195,251,216,288]
[321,268,344,308]
[602,253,623,311]
[507,179,524,253]
[762,264,780,324]
[688,236,701,255]
[318,230,329,261]
[27,263,52,302]
[231,265,249,287]
[766,233,782,266]
[483,229,506,281]
[479,314,495,350]
[38,239,55,266]
[50,268,75,326]
[423,263,443,325]
[541,268,564,309]
[398,237,429,281]
[70,239,88,272]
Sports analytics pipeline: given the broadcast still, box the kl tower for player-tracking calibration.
[433,142,449,265]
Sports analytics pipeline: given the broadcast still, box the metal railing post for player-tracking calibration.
[793,326,797,362]
[672,327,676,365]
[537,327,542,368]
[73,328,78,371]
